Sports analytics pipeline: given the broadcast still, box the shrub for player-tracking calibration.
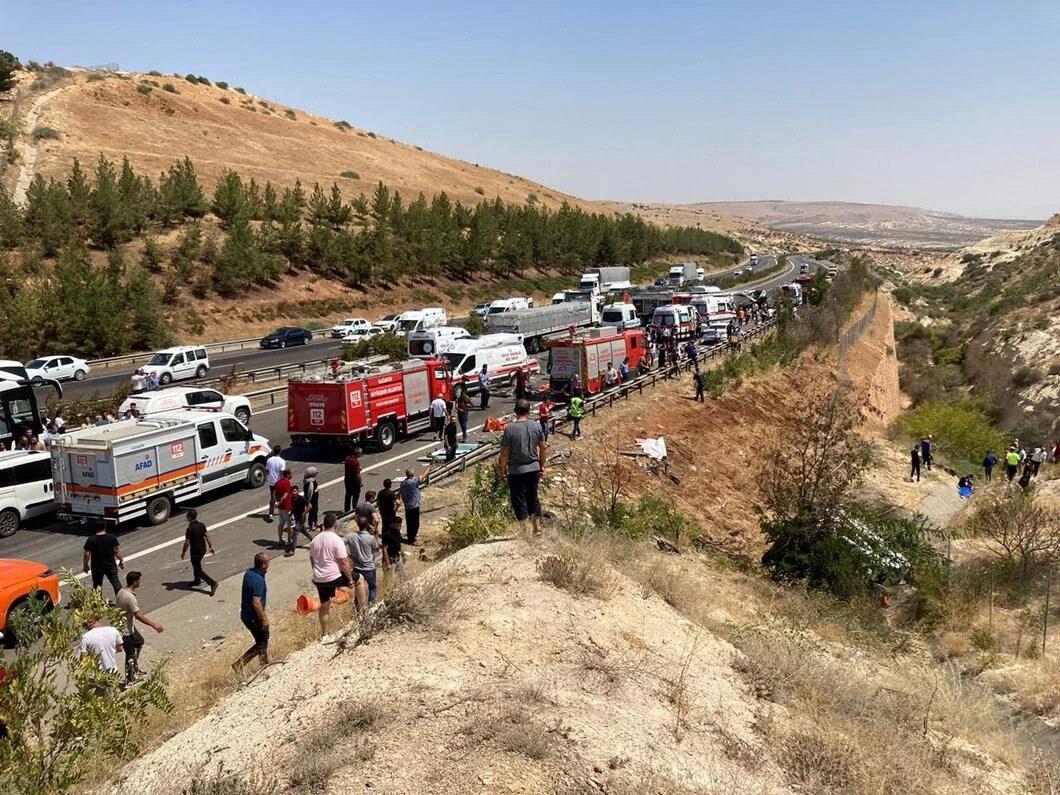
[366,130,377,138]
[474,186,485,195]
[285,108,296,120]
[234,86,246,94]
[184,73,198,83]
[464,312,486,335]
[340,170,360,179]
[30,125,60,141]
[1012,366,1043,388]
[334,120,352,131]
[215,80,228,89]
[147,70,162,77]
[196,75,211,85]
[894,399,1008,472]
[219,96,230,105]
[340,331,407,362]
[136,83,153,95]
[163,82,179,93]
[537,554,615,599]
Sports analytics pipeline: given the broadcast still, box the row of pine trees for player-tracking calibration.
[0,155,743,358]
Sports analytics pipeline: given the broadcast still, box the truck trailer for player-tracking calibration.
[578,266,632,294]
[485,300,601,352]
[52,411,270,526]
[667,262,699,287]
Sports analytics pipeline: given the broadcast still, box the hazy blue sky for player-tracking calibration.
[7,1,1058,218]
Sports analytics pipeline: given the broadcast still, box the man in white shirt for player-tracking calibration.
[79,618,124,682]
[264,445,286,523]
[603,363,619,389]
[430,394,448,440]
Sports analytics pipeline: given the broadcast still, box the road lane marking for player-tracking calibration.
[70,438,441,581]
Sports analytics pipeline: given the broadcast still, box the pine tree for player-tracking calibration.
[0,189,23,249]
[125,264,172,350]
[65,159,92,234]
[213,213,257,296]
[211,170,245,226]
[170,222,202,280]
[23,175,72,256]
[0,50,19,94]
[90,155,131,247]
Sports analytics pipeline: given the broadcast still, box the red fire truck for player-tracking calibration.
[548,328,646,395]
[288,358,453,450]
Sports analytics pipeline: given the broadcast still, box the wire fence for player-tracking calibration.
[837,290,879,372]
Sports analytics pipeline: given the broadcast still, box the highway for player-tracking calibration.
[3,252,825,621]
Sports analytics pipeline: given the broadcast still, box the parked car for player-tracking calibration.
[0,557,60,646]
[24,355,90,383]
[341,327,385,342]
[372,315,400,333]
[260,327,313,349]
[330,318,371,338]
[472,303,491,317]
[119,386,254,426]
[142,346,209,385]
[0,451,55,538]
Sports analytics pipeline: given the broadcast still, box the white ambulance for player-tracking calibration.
[52,411,270,526]
[407,326,471,357]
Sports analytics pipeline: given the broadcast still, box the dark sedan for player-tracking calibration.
[260,327,313,349]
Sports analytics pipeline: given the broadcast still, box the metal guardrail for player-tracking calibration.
[86,330,334,370]
[423,319,778,488]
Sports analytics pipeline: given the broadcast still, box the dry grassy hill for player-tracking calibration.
[16,69,589,210]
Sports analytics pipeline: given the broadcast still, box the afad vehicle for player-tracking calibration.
[549,327,646,395]
[288,358,454,451]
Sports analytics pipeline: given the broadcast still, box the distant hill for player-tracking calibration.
[687,200,1041,249]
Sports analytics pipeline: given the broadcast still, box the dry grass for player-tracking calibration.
[537,553,615,599]
[351,568,462,645]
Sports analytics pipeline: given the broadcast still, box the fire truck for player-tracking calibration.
[548,328,647,395]
[288,358,453,450]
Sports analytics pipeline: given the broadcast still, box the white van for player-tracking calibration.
[0,450,55,536]
[601,302,640,330]
[441,342,539,390]
[485,297,533,315]
[119,387,253,426]
[142,346,209,385]
[396,307,448,336]
[407,326,471,357]
[550,292,566,305]
[651,305,700,341]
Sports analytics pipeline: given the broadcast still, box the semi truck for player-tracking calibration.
[631,289,674,323]
[52,411,271,526]
[668,263,699,287]
[287,358,453,451]
[578,266,631,295]
[549,328,647,395]
[485,300,601,352]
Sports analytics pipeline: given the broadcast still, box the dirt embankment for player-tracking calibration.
[841,294,903,431]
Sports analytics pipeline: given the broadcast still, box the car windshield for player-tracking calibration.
[486,306,507,314]
[148,353,171,366]
[602,311,622,322]
[26,359,48,369]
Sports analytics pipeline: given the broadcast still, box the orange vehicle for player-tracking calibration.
[0,558,61,646]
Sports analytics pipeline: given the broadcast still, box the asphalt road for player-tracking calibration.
[4,253,825,619]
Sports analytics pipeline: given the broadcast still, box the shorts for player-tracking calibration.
[314,576,349,604]
[507,470,541,521]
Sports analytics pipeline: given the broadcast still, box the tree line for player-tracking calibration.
[0,154,743,357]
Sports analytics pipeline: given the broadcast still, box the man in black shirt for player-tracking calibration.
[377,479,398,529]
[180,510,218,596]
[82,527,124,597]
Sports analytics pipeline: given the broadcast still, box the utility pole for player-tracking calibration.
[1043,566,1052,658]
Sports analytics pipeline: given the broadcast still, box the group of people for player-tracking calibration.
[130,369,161,393]
[909,434,1059,495]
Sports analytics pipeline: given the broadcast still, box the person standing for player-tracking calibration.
[603,363,619,390]
[514,368,529,401]
[274,468,295,555]
[399,465,430,545]
[115,571,164,687]
[983,450,997,482]
[499,398,547,535]
[693,368,706,402]
[538,398,554,441]
[309,513,354,641]
[444,413,459,461]
[233,553,270,672]
[79,618,124,683]
[381,515,405,576]
[477,365,492,410]
[289,484,313,549]
[910,446,921,483]
[264,445,286,523]
[430,393,449,440]
[568,393,584,440]
[1031,446,1047,476]
[920,435,933,471]
[346,511,382,608]
[619,358,630,381]
[457,389,473,442]
[355,490,380,534]
[83,526,124,598]
[303,466,321,532]
[180,509,217,595]
[344,447,362,514]
[377,478,398,530]
[1005,447,1021,482]
[685,341,698,366]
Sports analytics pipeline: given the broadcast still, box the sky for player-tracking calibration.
[6,1,1059,219]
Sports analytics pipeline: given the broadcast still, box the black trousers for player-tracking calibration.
[480,388,490,409]
[122,628,144,684]
[507,470,541,521]
[92,567,122,597]
[191,552,217,588]
[405,506,421,544]
[344,482,361,514]
[910,463,920,482]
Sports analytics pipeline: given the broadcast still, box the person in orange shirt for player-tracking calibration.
[538,398,554,441]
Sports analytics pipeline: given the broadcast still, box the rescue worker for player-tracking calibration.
[693,367,706,402]
[478,365,491,410]
[568,393,584,440]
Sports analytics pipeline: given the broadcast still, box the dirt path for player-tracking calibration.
[12,86,70,204]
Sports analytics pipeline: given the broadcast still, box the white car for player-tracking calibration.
[341,327,384,342]
[472,303,490,317]
[119,386,253,425]
[372,315,400,333]
[331,318,371,338]
[142,346,209,384]
[24,355,90,383]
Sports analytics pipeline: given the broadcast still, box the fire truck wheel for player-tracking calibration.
[246,461,267,488]
[146,495,172,526]
[375,420,397,452]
